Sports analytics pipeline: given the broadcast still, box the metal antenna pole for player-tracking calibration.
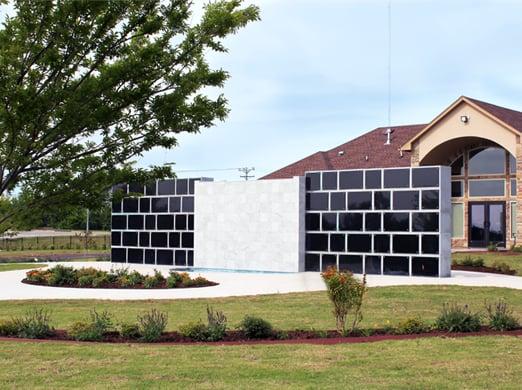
[387,0,392,127]
[238,167,255,181]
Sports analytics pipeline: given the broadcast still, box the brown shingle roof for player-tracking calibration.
[465,96,522,133]
[262,124,426,179]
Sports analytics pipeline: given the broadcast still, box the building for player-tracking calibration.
[263,96,522,250]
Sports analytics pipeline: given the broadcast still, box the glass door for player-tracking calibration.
[468,202,505,247]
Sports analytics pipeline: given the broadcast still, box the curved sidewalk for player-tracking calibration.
[0,261,521,300]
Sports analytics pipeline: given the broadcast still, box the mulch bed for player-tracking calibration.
[21,279,219,289]
[1,327,521,346]
[451,264,517,275]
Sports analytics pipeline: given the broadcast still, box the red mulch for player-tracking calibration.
[1,327,521,346]
[21,279,218,289]
[451,265,517,275]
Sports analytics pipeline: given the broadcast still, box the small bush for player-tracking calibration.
[206,306,227,341]
[485,299,519,331]
[12,308,54,339]
[78,275,95,287]
[47,265,78,286]
[239,315,273,339]
[0,320,19,336]
[511,245,522,253]
[143,276,159,289]
[119,323,142,339]
[491,261,516,275]
[459,256,484,267]
[92,275,109,288]
[184,276,212,287]
[435,303,481,333]
[179,322,209,341]
[166,272,183,288]
[487,242,497,252]
[395,317,431,335]
[138,309,167,342]
[69,309,113,341]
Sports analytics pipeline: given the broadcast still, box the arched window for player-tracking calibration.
[451,155,464,176]
[509,154,517,175]
[468,147,505,175]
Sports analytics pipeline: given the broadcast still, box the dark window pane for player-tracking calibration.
[182,197,194,212]
[339,213,363,231]
[412,213,439,232]
[306,233,328,251]
[111,232,121,246]
[305,254,320,271]
[157,215,174,230]
[339,171,363,190]
[412,257,439,276]
[384,213,409,231]
[422,235,439,254]
[151,232,168,247]
[330,192,346,210]
[140,198,150,213]
[175,250,186,266]
[330,234,345,252]
[374,235,390,253]
[128,215,144,230]
[365,170,381,189]
[322,213,337,231]
[169,197,181,213]
[469,180,505,196]
[393,191,419,210]
[112,201,121,213]
[176,179,188,195]
[152,198,168,212]
[307,193,329,211]
[451,155,464,176]
[188,215,194,230]
[111,248,126,263]
[339,255,362,273]
[139,232,149,247]
[365,213,381,231]
[365,256,381,274]
[393,235,419,254]
[322,172,337,190]
[144,249,155,264]
[145,215,155,230]
[169,232,180,248]
[383,256,409,275]
[189,179,197,194]
[175,214,187,230]
[128,249,144,264]
[145,182,157,196]
[374,191,391,210]
[451,181,463,197]
[122,232,138,247]
[384,169,410,188]
[128,183,144,194]
[348,192,372,210]
[422,190,439,210]
[123,198,139,212]
[112,215,126,230]
[512,179,517,196]
[412,167,439,187]
[321,254,337,271]
[306,214,320,231]
[181,232,194,248]
[510,154,517,175]
[347,234,371,252]
[158,180,175,195]
[306,173,321,191]
[157,250,174,265]
[469,147,505,175]
[187,250,194,266]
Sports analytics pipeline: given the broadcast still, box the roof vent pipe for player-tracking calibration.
[385,128,393,145]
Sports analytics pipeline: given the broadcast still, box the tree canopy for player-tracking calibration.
[0,0,259,232]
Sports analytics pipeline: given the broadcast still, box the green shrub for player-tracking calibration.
[78,275,95,287]
[166,272,183,288]
[184,275,212,287]
[491,261,516,275]
[143,276,159,289]
[69,309,113,341]
[321,267,367,334]
[119,322,142,339]
[239,315,273,339]
[459,256,484,267]
[92,275,109,288]
[511,245,522,253]
[395,317,431,335]
[12,308,54,339]
[435,303,481,332]
[487,242,497,252]
[485,299,519,331]
[179,322,209,341]
[0,319,19,336]
[206,306,227,341]
[138,309,167,342]
[47,265,77,286]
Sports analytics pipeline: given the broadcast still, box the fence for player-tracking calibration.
[0,234,110,251]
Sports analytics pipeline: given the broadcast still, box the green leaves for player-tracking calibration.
[0,0,259,230]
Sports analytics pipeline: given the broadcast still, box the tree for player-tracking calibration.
[0,0,259,232]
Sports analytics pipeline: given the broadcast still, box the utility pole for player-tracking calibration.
[238,167,255,181]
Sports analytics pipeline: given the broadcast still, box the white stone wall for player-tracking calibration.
[194,177,305,272]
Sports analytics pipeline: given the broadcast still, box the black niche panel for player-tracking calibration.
[176,179,188,195]
[412,213,439,232]
[322,172,338,190]
[128,183,144,194]
[422,235,439,254]
[348,192,372,210]
[151,232,168,248]
[374,235,390,253]
[422,190,439,210]
[330,192,346,210]
[157,250,174,265]
[384,169,410,188]
[151,198,168,212]
[158,180,175,195]
[140,198,150,213]
[128,248,144,264]
[412,257,438,277]
[122,232,138,247]
[306,214,321,231]
[339,213,363,231]
[128,215,144,230]
[339,255,363,274]
[322,213,337,231]
[393,235,419,254]
[384,213,409,231]
[112,215,126,230]
[365,213,381,231]
[305,254,320,271]
[339,171,363,190]
[157,215,174,230]
[306,233,329,251]
[111,248,126,263]
[175,250,187,266]
[365,170,381,189]
[383,256,409,276]
[306,173,321,191]
[330,234,346,252]
[321,254,337,271]
[123,198,139,213]
[393,191,419,210]
[412,167,439,188]
[111,232,121,246]
[307,193,329,211]
[139,232,150,247]
[144,249,155,264]
[365,256,381,274]
[347,234,371,252]
[374,191,391,210]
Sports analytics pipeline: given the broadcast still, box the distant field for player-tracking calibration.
[0,263,46,272]
[0,234,110,251]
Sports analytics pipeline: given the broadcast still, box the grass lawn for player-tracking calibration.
[453,252,522,275]
[0,263,46,272]
[0,286,520,331]
[0,336,520,388]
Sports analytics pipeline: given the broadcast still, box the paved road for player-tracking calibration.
[0,262,521,300]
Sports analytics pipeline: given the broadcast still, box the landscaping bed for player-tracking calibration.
[21,265,217,289]
[452,264,517,275]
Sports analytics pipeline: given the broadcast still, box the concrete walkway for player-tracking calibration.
[0,261,521,300]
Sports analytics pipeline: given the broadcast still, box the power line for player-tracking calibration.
[163,165,256,180]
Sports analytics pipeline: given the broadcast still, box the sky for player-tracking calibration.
[2,0,522,181]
